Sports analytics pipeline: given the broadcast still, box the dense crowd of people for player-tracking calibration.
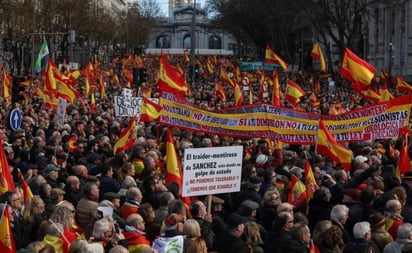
[0,52,412,253]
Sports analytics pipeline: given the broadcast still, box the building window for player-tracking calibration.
[183,35,191,49]
[156,35,170,48]
[209,36,221,49]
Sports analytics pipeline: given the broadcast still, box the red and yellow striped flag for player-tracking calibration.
[140,97,162,122]
[18,169,33,204]
[1,66,12,102]
[165,129,182,190]
[340,47,376,91]
[113,116,137,155]
[0,205,15,253]
[310,42,326,72]
[285,80,305,106]
[265,45,288,70]
[0,135,15,194]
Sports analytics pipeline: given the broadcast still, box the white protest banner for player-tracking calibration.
[56,98,67,127]
[182,146,243,197]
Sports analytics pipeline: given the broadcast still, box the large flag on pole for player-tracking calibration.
[340,47,376,91]
[272,70,281,106]
[265,45,288,70]
[35,40,49,73]
[165,129,182,189]
[310,42,326,72]
[18,169,33,205]
[140,97,162,122]
[0,205,15,253]
[396,128,410,179]
[158,54,188,98]
[316,120,352,171]
[285,80,305,106]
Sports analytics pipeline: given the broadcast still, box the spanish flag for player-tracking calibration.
[207,57,214,74]
[316,120,352,171]
[288,174,307,209]
[0,135,15,194]
[67,135,78,153]
[360,87,381,103]
[340,47,376,91]
[272,70,281,106]
[140,97,162,122]
[234,83,244,107]
[265,45,288,70]
[220,67,236,88]
[310,42,326,72]
[309,91,320,109]
[285,80,305,106]
[0,205,15,253]
[396,128,410,179]
[1,65,11,103]
[158,54,188,98]
[90,93,96,113]
[215,81,227,102]
[18,169,33,205]
[304,160,318,214]
[396,75,412,92]
[45,60,59,91]
[142,88,152,98]
[99,72,106,99]
[55,76,81,104]
[85,67,91,97]
[113,116,137,155]
[165,129,182,190]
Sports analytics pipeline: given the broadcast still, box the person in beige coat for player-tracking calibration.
[369,211,393,252]
[76,182,99,238]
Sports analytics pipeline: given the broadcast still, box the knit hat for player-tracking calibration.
[248,176,261,188]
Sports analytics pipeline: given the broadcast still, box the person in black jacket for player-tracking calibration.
[343,221,379,253]
[64,175,83,207]
[215,212,249,253]
[264,211,295,253]
[190,200,216,252]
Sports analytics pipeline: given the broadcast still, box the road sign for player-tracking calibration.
[9,109,22,131]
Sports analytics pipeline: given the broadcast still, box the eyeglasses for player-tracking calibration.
[11,198,21,202]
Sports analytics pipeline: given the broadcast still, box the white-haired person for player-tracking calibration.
[90,217,129,252]
[383,223,412,253]
[343,221,379,253]
[330,204,351,244]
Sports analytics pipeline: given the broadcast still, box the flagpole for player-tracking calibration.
[314,119,321,155]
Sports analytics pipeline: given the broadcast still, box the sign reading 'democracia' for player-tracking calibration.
[114,88,158,117]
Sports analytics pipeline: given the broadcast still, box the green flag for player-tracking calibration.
[35,40,49,73]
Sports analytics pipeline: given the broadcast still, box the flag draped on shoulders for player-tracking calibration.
[140,96,162,122]
[113,116,137,155]
[340,47,376,91]
[310,42,326,72]
[265,45,288,70]
[285,80,305,106]
[165,129,182,189]
[0,205,15,253]
[316,120,352,171]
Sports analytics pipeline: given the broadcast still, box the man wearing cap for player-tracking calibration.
[209,196,226,235]
[215,212,249,253]
[235,176,262,209]
[152,213,186,253]
[44,164,61,189]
